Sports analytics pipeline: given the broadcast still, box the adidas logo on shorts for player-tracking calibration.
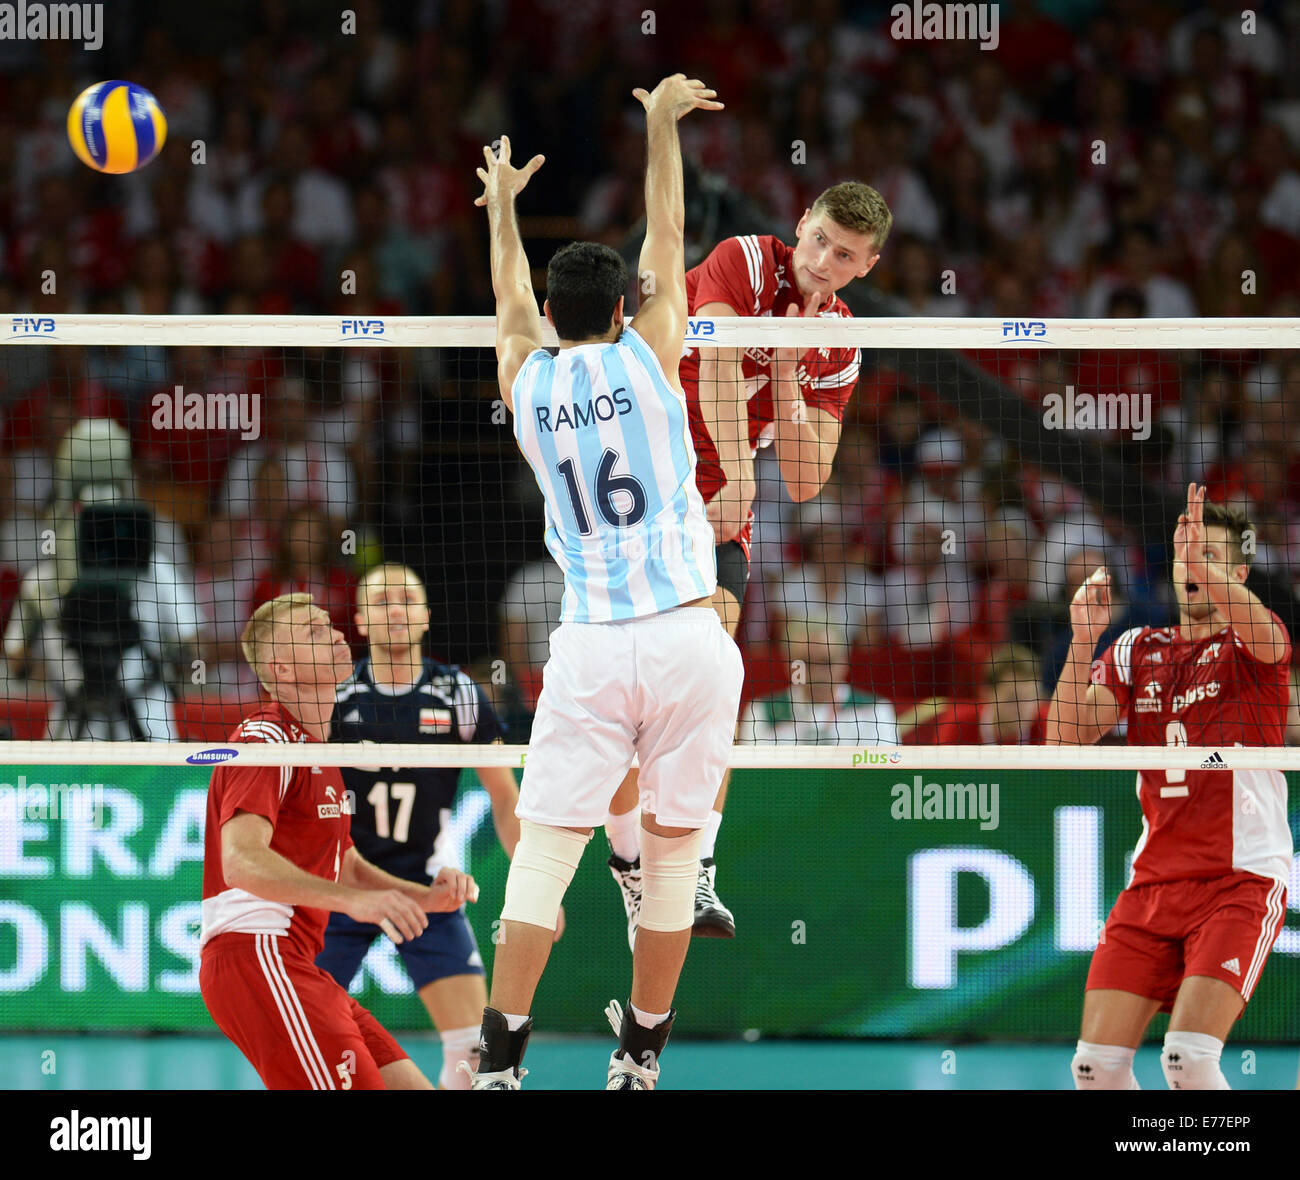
[1220,958,1241,976]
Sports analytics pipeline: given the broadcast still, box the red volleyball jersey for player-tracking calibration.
[201,702,353,959]
[680,235,860,503]
[1090,619,1292,886]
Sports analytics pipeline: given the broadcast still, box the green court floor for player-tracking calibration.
[4,1035,1298,1089]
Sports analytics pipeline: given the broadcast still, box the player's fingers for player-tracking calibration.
[400,898,428,938]
[498,134,511,162]
[378,917,403,944]
[524,154,545,176]
[482,144,496,167]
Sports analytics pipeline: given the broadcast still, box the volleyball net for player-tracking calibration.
[2,314,1300,1040]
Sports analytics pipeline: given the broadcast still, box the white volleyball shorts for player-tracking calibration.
[516,606,745,829]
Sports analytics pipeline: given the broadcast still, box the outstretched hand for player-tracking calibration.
[474,135,545,208]
[1175,481,1229,594]
[1068,567,1112,645]
[424,866,479,912]
[632,74,724,121]
[1174,481,1205,574]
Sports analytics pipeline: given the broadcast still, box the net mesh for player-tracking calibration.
[2,316,1300,1043]
[1,316,1298,756]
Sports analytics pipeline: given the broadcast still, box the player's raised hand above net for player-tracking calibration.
[474,135,545,209]
[1174,482,1219,587]
[632,74,724,122]
[1069,567,1112,645]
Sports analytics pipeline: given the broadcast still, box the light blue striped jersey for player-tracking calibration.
[512,325,716,622]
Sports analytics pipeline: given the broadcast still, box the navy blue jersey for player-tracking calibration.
[330,658,505,883]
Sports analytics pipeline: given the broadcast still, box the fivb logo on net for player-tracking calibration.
[0,774,106,828]
[0,3,104,51]
[9,315,56,338]
[889,1,1000,51]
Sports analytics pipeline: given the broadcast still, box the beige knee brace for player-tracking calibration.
[499,819,589,931]
[639,827,704,933]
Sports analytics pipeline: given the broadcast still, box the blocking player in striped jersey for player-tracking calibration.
[468,75,744,1089]
[1047,487,1292,1090]
[604,181,894,943]
[199,593,477,1090]
[316,563,543,1089]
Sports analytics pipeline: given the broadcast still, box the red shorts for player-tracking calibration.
[1087,871,1287,1012]
[200,932,407,1090]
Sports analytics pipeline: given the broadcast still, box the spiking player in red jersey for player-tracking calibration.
[199,592,477,1090]
[603,183,894,943]
[1047,486,1292,1090]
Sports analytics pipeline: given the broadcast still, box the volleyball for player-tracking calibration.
[66,80,167,174]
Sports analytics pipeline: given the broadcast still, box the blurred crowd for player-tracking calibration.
[0,0,1297,316]
[1,0,1300,742]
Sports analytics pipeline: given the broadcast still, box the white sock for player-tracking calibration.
[503,1011,529,1032]
[699,810,723,860]
[630,1003,670,1029]
[605,805,641,862]
[438,1024,480,1089]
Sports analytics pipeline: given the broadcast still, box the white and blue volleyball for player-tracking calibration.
[67,81,167,174]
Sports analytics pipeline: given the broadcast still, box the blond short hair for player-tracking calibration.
[811,182,893,253]
[241,593,316,692]
[356,562,427,611]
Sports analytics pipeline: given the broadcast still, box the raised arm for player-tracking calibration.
[770,296,843,503]
[1178,483,1288,664]
[1044,568,1123,745]
[693,301,754,544]
[475,135,546,408]
[628,74,723,377]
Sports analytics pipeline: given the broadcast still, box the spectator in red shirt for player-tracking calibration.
[901,644,1046,745]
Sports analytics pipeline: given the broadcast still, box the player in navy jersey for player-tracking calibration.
[315,564,547,1089]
